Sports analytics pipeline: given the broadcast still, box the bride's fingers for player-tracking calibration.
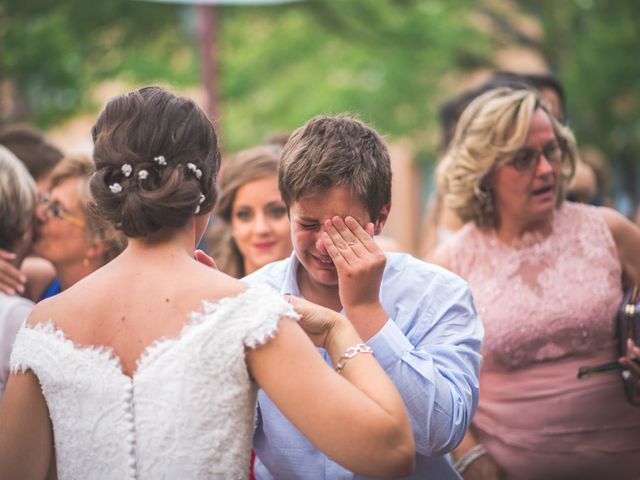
[194,249,218,270]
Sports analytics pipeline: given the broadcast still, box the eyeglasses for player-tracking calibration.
[40,194,86,228]
[506,141,564,172]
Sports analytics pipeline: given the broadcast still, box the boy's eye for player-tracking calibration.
[298,222,319,230]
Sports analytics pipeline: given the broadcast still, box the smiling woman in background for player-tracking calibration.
[207,145,292,278]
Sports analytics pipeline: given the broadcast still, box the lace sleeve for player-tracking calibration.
[237,284,300,349]
[9,323,48,375]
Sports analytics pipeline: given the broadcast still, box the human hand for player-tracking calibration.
[321,216,386,316]
[0,250,26,295]
[620,338,640,391]
[286,295,343,349]
[194,249,218,270]
[462,454,506,480]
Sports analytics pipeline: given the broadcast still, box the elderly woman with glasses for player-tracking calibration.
[432,88,640,479]
[27,154,126,299]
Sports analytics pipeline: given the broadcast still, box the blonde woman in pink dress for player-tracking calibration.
[432,88,640,480]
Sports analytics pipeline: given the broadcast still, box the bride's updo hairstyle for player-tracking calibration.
[90,86,220,237]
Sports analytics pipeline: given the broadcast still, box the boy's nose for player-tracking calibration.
[315,234,328,256]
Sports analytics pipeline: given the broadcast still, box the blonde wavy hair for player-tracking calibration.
[440,88,577,229]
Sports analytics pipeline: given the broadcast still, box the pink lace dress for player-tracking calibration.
[449,202,640,480]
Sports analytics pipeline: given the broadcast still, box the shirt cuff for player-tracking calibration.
[366,318,414,370]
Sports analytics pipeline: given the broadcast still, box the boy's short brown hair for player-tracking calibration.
[279,114,392,220]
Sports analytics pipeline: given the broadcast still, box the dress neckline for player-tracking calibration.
[23,285,258,381]
[485,205,567,250]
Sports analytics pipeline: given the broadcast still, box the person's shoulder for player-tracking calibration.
[25,294,59,328]
[243,257,291,287]
[0,292,34,328]
[0,291,34,311]
[595,204,639,242]
[559,200,597,217]
[384,252,468,289]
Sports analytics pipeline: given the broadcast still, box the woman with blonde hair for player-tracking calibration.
[433,87,640,479]
[207,145,292,279]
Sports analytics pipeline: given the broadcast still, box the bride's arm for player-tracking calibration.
[247,309,415,478]
[0,371,54,480]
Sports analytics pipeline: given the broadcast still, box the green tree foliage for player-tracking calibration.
[489,0,640,169]
[219,0,493,151]
[0,0,198,125]
[3,0,639,177]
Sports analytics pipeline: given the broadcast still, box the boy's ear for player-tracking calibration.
[373,203,391,235]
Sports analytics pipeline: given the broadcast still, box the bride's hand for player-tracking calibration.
[286,296,343,349]
[194,249,218,270]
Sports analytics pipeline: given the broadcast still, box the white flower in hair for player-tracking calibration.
[194,205,201,214]
[154,155,167,166]
[186,162,203,180]
[138,169,149,180]
[199,193,205,204]
[121,163,133,177]
[109,183,123,194]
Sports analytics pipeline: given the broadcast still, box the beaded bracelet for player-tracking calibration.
[453,443,488,474]
[335,343,373,374]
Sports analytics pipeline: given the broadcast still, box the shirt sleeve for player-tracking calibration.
[366,270,483,457]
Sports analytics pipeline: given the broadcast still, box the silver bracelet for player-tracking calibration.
[454,444,488,474]
[335,343,373,374]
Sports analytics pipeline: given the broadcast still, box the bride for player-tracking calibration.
[0,86,414,480]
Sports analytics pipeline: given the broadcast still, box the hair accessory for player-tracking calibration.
[193,192,206,214]
[154,155,167,166]
[121,163,133,177]
[335,343,373,374]
[109,183,123,194]
[186,162,203,179]
[138,169,149,180]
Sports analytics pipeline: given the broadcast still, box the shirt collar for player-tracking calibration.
[281,251,302,297]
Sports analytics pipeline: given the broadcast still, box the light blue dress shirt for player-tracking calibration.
[244,252,483,479]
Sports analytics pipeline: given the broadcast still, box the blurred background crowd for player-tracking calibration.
[2,0,640,256]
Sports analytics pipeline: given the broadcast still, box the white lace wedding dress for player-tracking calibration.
[10,284,296,480]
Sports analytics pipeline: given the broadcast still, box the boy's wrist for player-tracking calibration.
[343,302,389,341]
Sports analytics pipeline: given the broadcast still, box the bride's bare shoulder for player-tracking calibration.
[192,262,248,300]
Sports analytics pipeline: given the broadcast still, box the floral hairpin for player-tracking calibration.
[194,193,206,214]
[154,155,167,166]
[138,169,149,180]
[121,164,133,177]
[109,183,122,194]
[186,162,203,180]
